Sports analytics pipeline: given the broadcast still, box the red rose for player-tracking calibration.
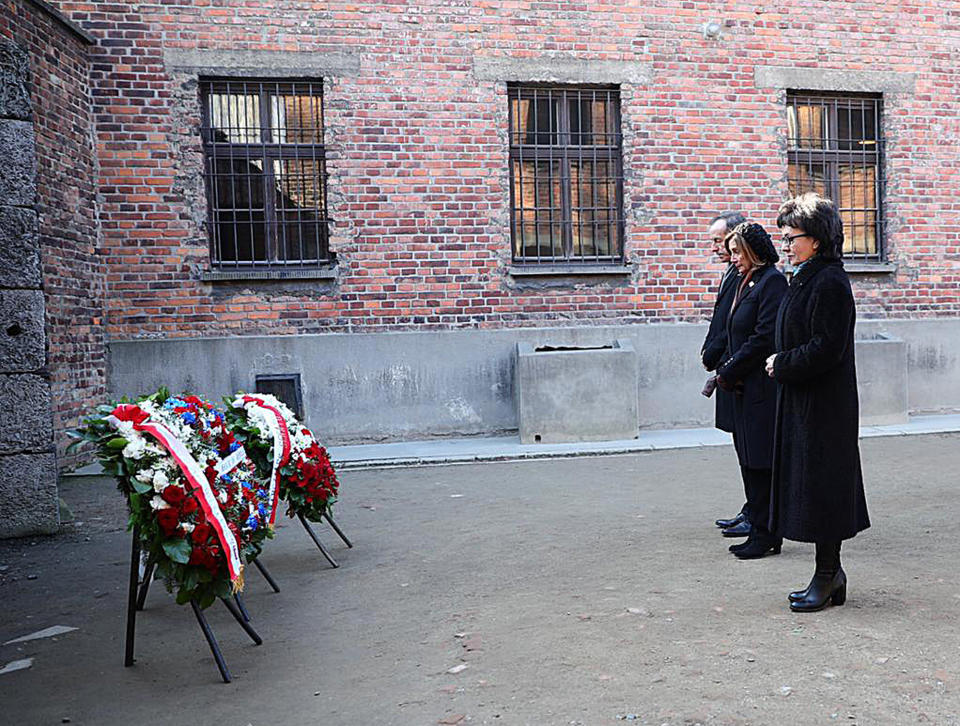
[156,508,180,536]
[191,522,212,544]
[180,496,198,516]
[161,485,185,506]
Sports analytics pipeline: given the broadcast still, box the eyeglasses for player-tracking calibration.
[782,233,810,245]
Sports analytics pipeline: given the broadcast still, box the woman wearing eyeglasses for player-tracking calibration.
[714,222,787,559]
[765,193,870,612]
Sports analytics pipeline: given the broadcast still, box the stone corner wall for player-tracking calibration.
[0,39,58,538]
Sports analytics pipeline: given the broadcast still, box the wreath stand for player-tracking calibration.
[123,526,273,683]
[297,511,353,568]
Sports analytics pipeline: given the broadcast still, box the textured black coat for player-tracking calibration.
[716,265,787,470]
[770,257,870,543]
[701,264,739,433]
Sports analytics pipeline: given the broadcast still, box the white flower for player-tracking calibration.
[135,469,154,484]
[152,470,170,492]
[115,420,135,437]
[218,490,228,504]
[122,437,147,460]
[149,495,170,510]
[181,522,195,533]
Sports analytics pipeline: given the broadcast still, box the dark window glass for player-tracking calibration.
[509,85,624,264]
[786,92,884,261]
[201,79,330,269]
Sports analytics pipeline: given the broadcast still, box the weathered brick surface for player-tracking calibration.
[41,0,953,340]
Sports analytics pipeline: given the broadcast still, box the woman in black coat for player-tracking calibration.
[766,193,870,612]
[715,223,787,559]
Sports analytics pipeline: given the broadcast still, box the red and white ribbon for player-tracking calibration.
[237,395,292,525]
[108,404,244,589]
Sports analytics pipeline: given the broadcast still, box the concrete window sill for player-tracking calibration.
[508,264,631,277]
[844,262,897,274]
[200,267,337,282]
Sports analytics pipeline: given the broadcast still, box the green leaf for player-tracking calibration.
[106,438,128,450]
[131,479,153,494]
[182,567,200,591]
[175,587,193,605]
[198,591,216,610]
[162,538,192,565]
[213,579,231,599]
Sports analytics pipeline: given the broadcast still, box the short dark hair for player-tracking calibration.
[776,193,844,260]
[710,211,747,230]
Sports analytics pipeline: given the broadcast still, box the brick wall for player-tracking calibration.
[2,1,103,468]
[43,1,960,340]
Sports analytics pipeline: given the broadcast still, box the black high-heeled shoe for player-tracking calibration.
[788,585,809,603]
[732,532,782,559]
[789,569,846,612]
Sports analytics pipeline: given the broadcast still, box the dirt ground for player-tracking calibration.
[1,433,959,725]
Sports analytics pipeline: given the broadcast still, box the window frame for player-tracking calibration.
[507,83,625,266]
[785,90,885,263]
[199,77,332,273]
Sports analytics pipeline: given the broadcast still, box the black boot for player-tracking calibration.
[789,568,846,612]
[732,529,781,559]
[721,520,752,537]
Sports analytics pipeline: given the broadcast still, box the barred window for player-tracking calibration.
[508,85,624,264]
[786,92,884,261]
[200,79,330,270]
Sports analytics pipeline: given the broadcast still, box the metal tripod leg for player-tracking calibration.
[221,597,262,645]
[136,556,155,611]
[190,600,231,683]
[297,513,339,568]
[124,528,140,667]
[322,512,353,548]
[233,592,251,622]
[252,558,280,592]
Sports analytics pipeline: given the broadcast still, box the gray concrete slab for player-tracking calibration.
[3,433,960,724]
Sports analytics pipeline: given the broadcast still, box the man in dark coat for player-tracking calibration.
[767,193,870,612]
[700,212,747,532]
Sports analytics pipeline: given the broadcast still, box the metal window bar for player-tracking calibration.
[201,79,330,270]
[785,91,883,262]
[508,84,624,264]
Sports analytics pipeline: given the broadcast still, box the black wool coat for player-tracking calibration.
[770,257,871,543]
[701,264,739,433]
[716,265,787,470]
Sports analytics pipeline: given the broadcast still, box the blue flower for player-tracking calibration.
[256,489,268,499]
[246,516,259,531]
[221,473,232,484]
[257,503,267,516]
[241,481,252,490]
[229,441,241,453]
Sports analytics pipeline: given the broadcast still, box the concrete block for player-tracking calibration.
[0,290,45,371]
[0,41,32,121]
[856,333,908,425]
[0,453,59,538]
[0,119,36,207]
[0,206,41,288]
[516,339,639,444]
[0,374,53,453]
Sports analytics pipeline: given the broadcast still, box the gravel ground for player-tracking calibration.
[1,433,958,725]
